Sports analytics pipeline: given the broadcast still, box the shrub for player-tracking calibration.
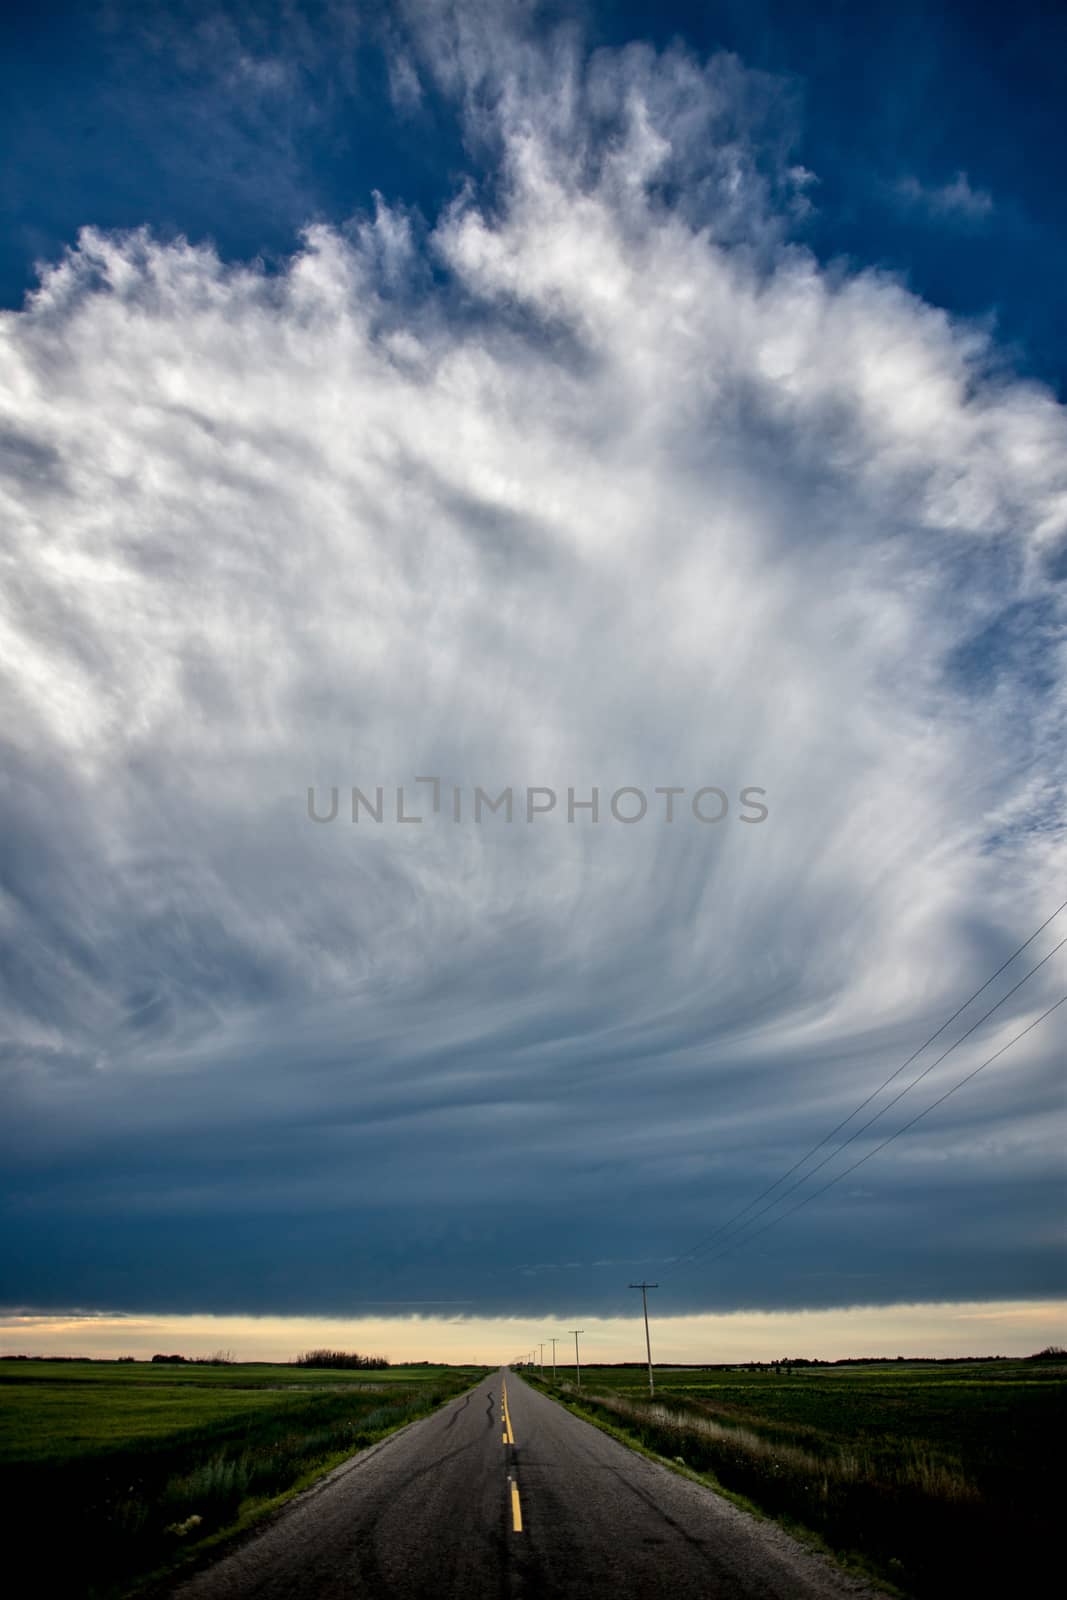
[293,1349,390,1370]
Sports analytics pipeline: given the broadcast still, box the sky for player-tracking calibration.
[0,0,1064,1364]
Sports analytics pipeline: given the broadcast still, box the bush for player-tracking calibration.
[293,1349,390,1370]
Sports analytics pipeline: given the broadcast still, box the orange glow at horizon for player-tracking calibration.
[1,1300,1063,1365]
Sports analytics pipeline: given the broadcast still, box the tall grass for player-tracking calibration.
[2,1375,471,1598]
[581,1386,979,1503]
[537,1375,1047,1596]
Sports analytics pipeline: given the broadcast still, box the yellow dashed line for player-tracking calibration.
[509,1475,523,1532]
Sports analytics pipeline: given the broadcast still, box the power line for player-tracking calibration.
[671,904,1067,1269]
[675,933,1066,1270]
[673,901,1067,1264]
[687,991,1066,1271]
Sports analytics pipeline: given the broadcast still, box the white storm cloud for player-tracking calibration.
[0,14,1063,1316]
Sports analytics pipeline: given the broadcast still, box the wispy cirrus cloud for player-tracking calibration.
[893,169,995,223]
[0,4,1064,1325]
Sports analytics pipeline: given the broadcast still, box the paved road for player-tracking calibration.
[170,1370,884,1599]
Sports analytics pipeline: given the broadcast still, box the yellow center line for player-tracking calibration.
[509,1475,523,1533]
[501,1377,515,1445]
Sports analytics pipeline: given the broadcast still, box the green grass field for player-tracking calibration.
[524,1359,1065,1596]
[0,1360,485,1597]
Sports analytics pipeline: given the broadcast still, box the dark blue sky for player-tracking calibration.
[3,1,1065,393]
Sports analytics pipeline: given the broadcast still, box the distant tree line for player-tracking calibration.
[149,1350,236,1365]
[293,1349,390,1369]
[571,1352,1044,1372]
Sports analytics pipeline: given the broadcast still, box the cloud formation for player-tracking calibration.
[893,170,995,223]
[1,7,1064,1321]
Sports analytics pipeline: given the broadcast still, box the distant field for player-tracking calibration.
[0,1359,484,1597]
[526,1360,1065,1596]
[0,1356,462,1392]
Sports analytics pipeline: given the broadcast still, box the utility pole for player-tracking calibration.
[570,1329,584,1388]
[539,1342,544,1374]
[630,1283,658,1397]
[550,1337,558,1379]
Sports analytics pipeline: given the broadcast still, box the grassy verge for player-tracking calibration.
[0,1361,484,1597]
[521,1361,1063,1598]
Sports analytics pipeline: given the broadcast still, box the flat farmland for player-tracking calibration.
[526,1359,1065,1596]
[0,1360,484,1596]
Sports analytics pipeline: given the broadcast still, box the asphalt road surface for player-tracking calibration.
[170,1370,885,1600]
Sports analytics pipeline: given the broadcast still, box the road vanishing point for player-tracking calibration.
[170,1370,886,1599]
